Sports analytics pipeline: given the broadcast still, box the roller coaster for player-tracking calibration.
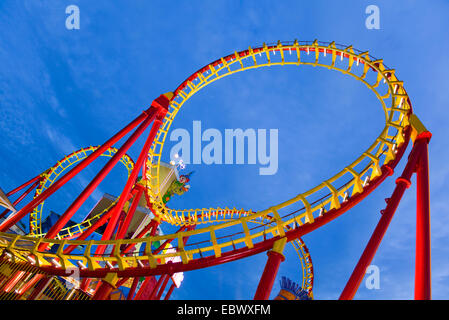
[0,40,431,300]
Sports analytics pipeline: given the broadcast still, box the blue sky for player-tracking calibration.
[0,0,448,299]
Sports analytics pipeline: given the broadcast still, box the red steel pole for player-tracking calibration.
[10,180,40,207]
[155,273,170,300]
[164,283,176,300]
[6,174,42,197]
[114,277,129,288]
[116,186,144,239]
[92,274,118,300]
[39,111,156,250]
[254,250,285,300]
[415,137,431,300]
[0,111,149,232]
[0,180,40,219]
[127,277,140,300]
[86,94,172,299]
[339,141,425,300]
[133,276,157,300]
[91,281,115,300]
[149,274,166,300]
[95,107,167,256]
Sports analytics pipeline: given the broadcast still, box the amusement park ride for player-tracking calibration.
[0,40,431,300]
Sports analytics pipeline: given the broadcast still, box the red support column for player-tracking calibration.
[6,174,42,197]
[134,276,158,300]
[114,277,129,288]
[116,186,144,239]
[40,111,157,250]
[155,274,171,300]
[0,111,149,232]
[0,180,40,219]
[79,277,93,293]
[415,135,431,300]
[127,277,140,300]
[254,238,286,300]
[80,94,172,299]
[164,283,176,300]
[92,274,117,300]
[95,94,170,256]
[149,275,166,300]
[339,140,425,300]
[92,282,114,300]
[115,211,127,238]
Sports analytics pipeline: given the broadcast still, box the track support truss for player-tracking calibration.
[340,117,431,300]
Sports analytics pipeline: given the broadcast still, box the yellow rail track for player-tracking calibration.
[0,40,411,278]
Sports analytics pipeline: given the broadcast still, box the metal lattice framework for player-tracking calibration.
[0,39,432,300]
